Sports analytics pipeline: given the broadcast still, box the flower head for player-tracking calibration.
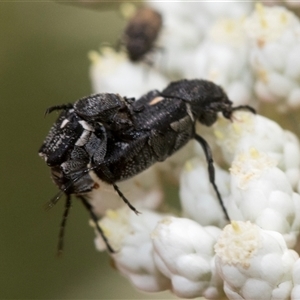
[215,221,298,300]
[94,207,171,292]
[83,2,300,300]
[152,216,224,299]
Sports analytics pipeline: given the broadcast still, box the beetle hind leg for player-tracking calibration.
[57,194,72,256]
[112,183,141,215]
[79,196,115,253]
[194,134,230,221]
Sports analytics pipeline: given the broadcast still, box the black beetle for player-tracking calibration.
[122,6,162,62]
[39,79,255,253]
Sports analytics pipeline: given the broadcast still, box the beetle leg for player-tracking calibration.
[57,194,72,256]
[194,134,230,221]
[44,103,73,116]
[123,96,136,104]
[112,183,141,215]
[79,196,115,253]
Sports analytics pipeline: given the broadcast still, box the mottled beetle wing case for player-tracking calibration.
[39,109,84,166]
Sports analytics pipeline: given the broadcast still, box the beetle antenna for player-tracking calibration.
[231,105,256,114]
[44,191,64,210]
[223,105,256,119]
[44,177,79,210]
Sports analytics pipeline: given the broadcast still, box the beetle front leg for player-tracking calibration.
[44,103,73,116]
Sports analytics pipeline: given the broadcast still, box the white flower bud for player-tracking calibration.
[147,1,253,86]
[150,11,202,77]
[291,258,300,299]
[213,111,300,191]
[244,4,299,43]
[228,148,300,248]
[149,1,253,38]
[244,4,300,111]
[192,1,253,22]
[184,18,255,108]
[179,157,229,228]
[215,221,298,300]
[152,216,224,299]
[88,46,168,97]
[94,207,171,292]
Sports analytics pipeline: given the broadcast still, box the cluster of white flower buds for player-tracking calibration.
[86,2,300,300]
[90,2,300,112]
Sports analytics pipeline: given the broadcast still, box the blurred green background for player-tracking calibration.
[0,2,174,298]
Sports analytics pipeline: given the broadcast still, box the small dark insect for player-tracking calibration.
[122,6,162,62]
[39,79,255,254]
